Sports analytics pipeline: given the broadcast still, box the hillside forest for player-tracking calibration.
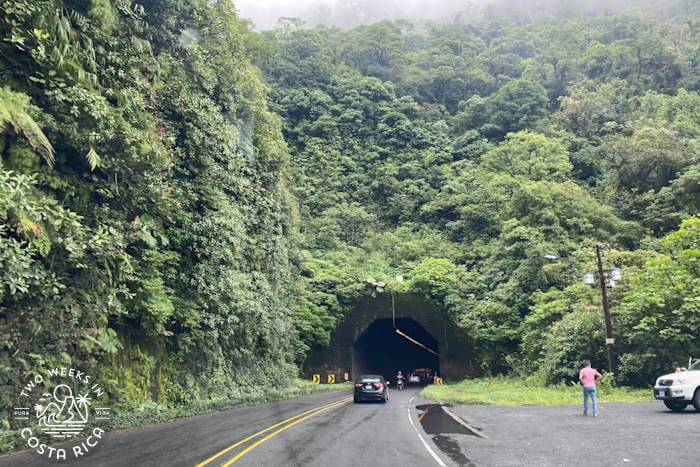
[1,0,698,446]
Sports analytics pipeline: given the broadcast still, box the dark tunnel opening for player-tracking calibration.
[353,318,439,383]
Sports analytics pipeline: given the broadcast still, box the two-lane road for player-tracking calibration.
[1,387,448,466]
[226,388,445,467]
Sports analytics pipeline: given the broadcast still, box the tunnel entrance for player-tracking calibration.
[353,318,439,382]
[303,294,478,381]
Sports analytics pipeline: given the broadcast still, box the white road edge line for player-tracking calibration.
[407,395,447,467]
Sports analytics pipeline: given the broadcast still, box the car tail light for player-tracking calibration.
[355,383,363,388]
[376,382,384,389]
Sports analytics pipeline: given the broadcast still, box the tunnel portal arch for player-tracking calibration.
[353,317,440,380]
[304,294,478,381]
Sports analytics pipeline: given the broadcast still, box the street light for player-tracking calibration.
[584,245,620,375]
[545,248,621,374]
[610,267,621,281]
[368,275,405,327]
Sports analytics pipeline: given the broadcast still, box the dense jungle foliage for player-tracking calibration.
[0,0,300,438]
[0,0,698,447]
[249,2,699,385]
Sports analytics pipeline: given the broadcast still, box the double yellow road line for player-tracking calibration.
[196,396,352,466]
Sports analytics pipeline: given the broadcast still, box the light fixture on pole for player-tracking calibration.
[546,249,621,374]
[610,267,621,281]
[582,245,621,375]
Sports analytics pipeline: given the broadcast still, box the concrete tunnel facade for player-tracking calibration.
[303,293,479,382]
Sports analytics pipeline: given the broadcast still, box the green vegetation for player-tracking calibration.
[88,378,348,431]
[421,377,652,406]
[256,1,699,386]
[1,0,698,454]
[1,377,347,452]
[1,0,300,451]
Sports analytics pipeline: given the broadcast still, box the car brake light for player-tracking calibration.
[355,383,363,388]
[376,382,384,389]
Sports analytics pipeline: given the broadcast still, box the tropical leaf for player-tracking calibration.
[0,87,55,167]
[86,146,100,171]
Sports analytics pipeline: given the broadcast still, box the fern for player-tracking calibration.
[0,87,55,167]
[86,146,100,171]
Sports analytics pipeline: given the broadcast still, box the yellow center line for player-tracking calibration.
[221,397,352,466]
[195,397,351,467]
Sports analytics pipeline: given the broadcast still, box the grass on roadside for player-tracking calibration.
[420,376,652,406]
[108,378,351,430]
[293,378,353,395]
[0,378,351,455]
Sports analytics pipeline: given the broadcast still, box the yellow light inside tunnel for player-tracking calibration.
[395,328,439,356]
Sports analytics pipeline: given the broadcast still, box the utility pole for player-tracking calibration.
[595,245,616,375]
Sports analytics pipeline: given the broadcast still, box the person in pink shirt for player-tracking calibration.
[579,361,603,416]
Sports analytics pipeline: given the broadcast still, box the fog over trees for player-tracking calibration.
[237,0,698,30]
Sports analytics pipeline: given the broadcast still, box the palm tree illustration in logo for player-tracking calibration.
[35,384,91,438]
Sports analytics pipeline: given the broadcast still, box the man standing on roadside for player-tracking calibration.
[579,360,602,416]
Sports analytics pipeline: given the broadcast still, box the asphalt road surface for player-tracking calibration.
[3,389,699,466]
[448,401,700,466]
[0,387,447,467]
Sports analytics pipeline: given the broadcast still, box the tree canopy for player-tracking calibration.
[253,3,699,383]
[1,2,699,451]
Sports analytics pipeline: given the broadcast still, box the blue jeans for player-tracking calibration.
[583,386,597,415]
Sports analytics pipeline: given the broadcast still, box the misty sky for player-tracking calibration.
[236,0,478,30]
[240,0,332,4]
[236,0,669,30]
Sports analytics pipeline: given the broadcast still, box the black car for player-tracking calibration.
[354,375,388,403]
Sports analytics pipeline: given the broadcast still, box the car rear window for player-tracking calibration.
[358,376,382,382]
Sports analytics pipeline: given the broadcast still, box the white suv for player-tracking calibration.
[654,359,700,412]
